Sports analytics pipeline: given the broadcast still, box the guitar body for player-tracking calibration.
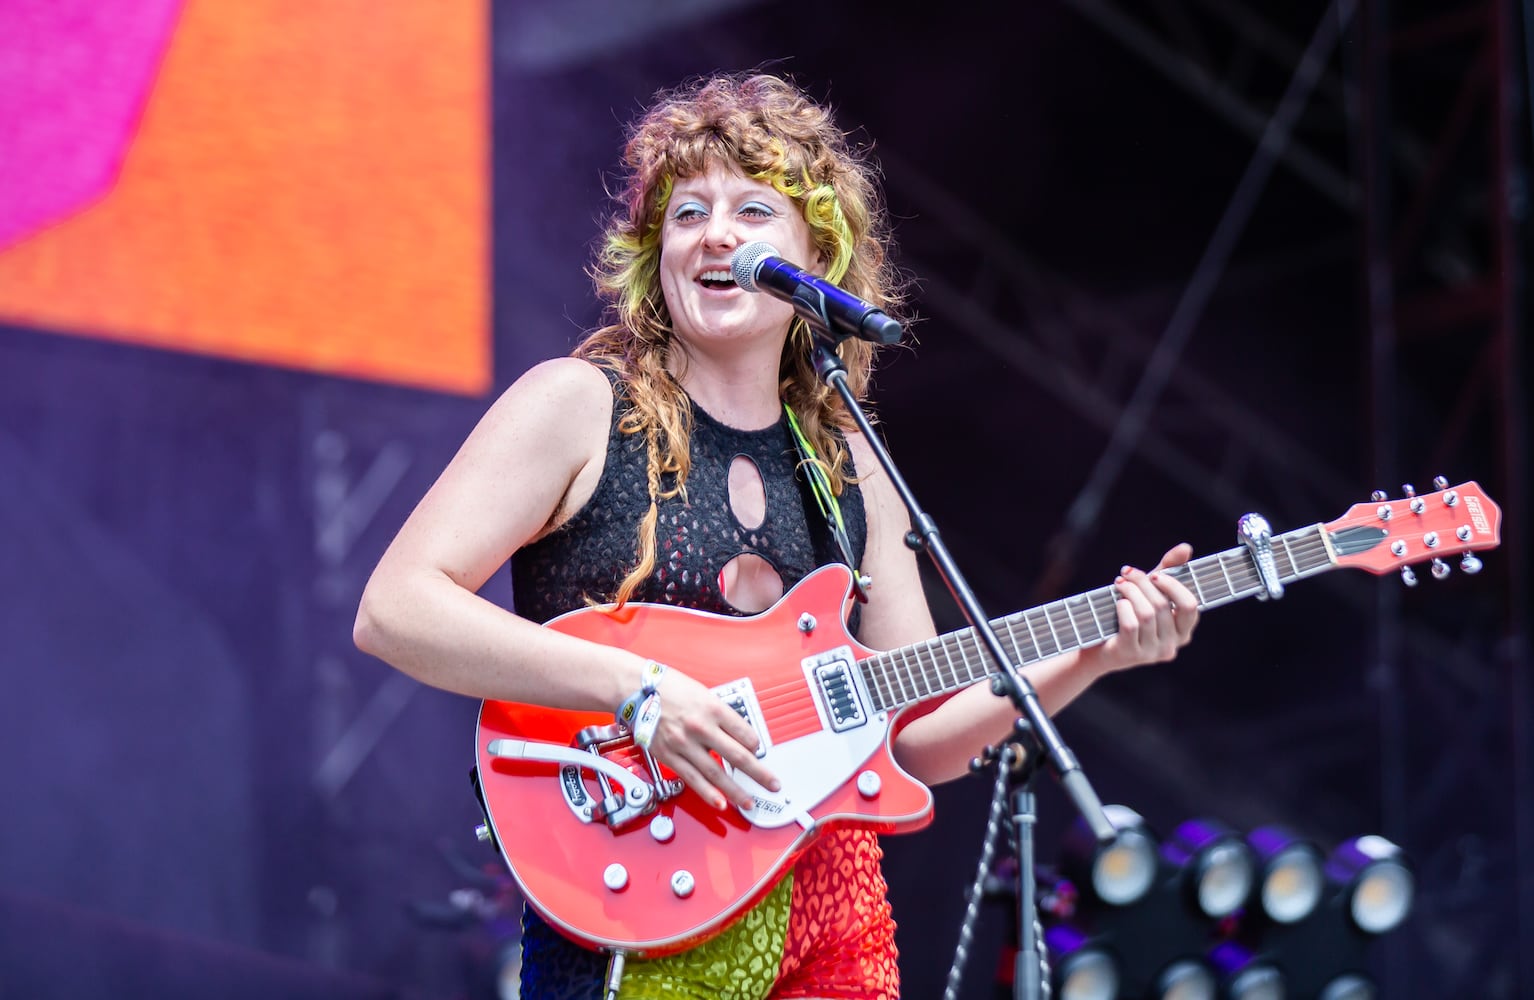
[474,564,934,957]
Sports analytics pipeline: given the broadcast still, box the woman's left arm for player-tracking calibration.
[847,432,1201,786]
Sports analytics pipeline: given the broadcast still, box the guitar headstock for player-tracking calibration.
[1324,479,1501,583]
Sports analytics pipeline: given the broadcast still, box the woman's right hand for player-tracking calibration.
[641,668,781,811]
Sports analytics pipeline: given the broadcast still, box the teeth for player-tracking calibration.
[699,270,733,284]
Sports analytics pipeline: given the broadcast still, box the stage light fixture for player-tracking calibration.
[1247,826,1325,925]
[1164,819,1256,919]
[1226,963,1284,1000]
[1045,924,1120,1000]
[1328,836,1414,935]
[1317,972,1376,1000]
[1060,804,1160,907]
[1046,809,1246,999]
[1209,941,1286,1000]
[1153,957,1217,1000]
[1036,813,1413,1000]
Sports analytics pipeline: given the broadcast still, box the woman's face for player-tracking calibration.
[658,161,821,355]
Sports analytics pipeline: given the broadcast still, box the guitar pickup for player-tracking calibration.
[711,679,769,758]
[803,646,869,733]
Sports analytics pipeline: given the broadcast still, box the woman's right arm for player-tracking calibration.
[352,357,776,808]
[353,357,642,710]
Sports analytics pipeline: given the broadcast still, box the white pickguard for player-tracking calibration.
[731,721,890,829]
[723,644,889,831]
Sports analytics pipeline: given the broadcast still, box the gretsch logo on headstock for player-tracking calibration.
[1466,496,1490,535]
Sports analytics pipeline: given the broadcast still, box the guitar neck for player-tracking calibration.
[859,523,1338,713]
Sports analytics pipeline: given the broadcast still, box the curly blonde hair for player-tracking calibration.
[575,72,907,606]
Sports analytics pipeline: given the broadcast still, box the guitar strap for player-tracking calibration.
[782,403,870,602]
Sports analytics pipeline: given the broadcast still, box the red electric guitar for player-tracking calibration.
[474,480,1501,957]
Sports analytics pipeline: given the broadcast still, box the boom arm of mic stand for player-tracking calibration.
[808,340,1117,844]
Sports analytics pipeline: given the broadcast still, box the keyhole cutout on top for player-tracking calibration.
[718,553,784,614]
[727,455,766,529]
[721,455,783,613]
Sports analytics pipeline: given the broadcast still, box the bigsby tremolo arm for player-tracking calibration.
[1238,512,1285,600]
[487,738,659,828]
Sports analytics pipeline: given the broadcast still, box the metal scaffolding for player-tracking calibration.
[885,0,1529,994]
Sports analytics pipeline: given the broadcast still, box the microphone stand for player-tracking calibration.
[805,333,1117,1000]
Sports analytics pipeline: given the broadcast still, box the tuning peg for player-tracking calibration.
[1371,489,1389,502]
[1401,566,1418,587]
[1402,483,1417,499]
[1461,553,1483,574]
[1431,558,1451,580]
[1433,475,1449,490]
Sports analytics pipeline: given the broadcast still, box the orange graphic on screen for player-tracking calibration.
[0,0,488,395]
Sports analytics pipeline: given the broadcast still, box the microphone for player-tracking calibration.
[730,241,903,345]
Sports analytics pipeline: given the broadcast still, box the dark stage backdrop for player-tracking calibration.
[1,1,1526,998]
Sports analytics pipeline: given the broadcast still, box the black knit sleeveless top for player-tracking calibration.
[511,369,867,631]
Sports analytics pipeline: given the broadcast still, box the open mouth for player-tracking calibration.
[697,268,736,291]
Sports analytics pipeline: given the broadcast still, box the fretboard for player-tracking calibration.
[858,523,1338,712]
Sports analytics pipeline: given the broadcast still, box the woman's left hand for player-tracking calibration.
[1083,542,1200,675]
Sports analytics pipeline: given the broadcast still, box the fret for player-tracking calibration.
[1196,558,1221,604]
[909,646,936,699]
[906,644,930,697]
[937,635,962,690]
[1276,533,1298,580]
[1094,591,1121,640]
[1284,531,1312,576]
[955,635,984,685]
[1062,596,1087,648]
[1021,611,1045,663]
[887,653,907,704]
[1006,613,1043,668]
[1040,606,1064,658]
[1082,593,1106,644]
[890,647,916,700]
[917,645,940,697]
[998,617,1023,669]
[1086,589,1110,638]
[1215,549,1239,598]
[1042,601,1075,655]
[871,656,895,711]
[1233,550,1260,594]
[1062,597,1083,646]
[1286,527,1330,577]
[1184,562,1209,607]
[896,646,925,700]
